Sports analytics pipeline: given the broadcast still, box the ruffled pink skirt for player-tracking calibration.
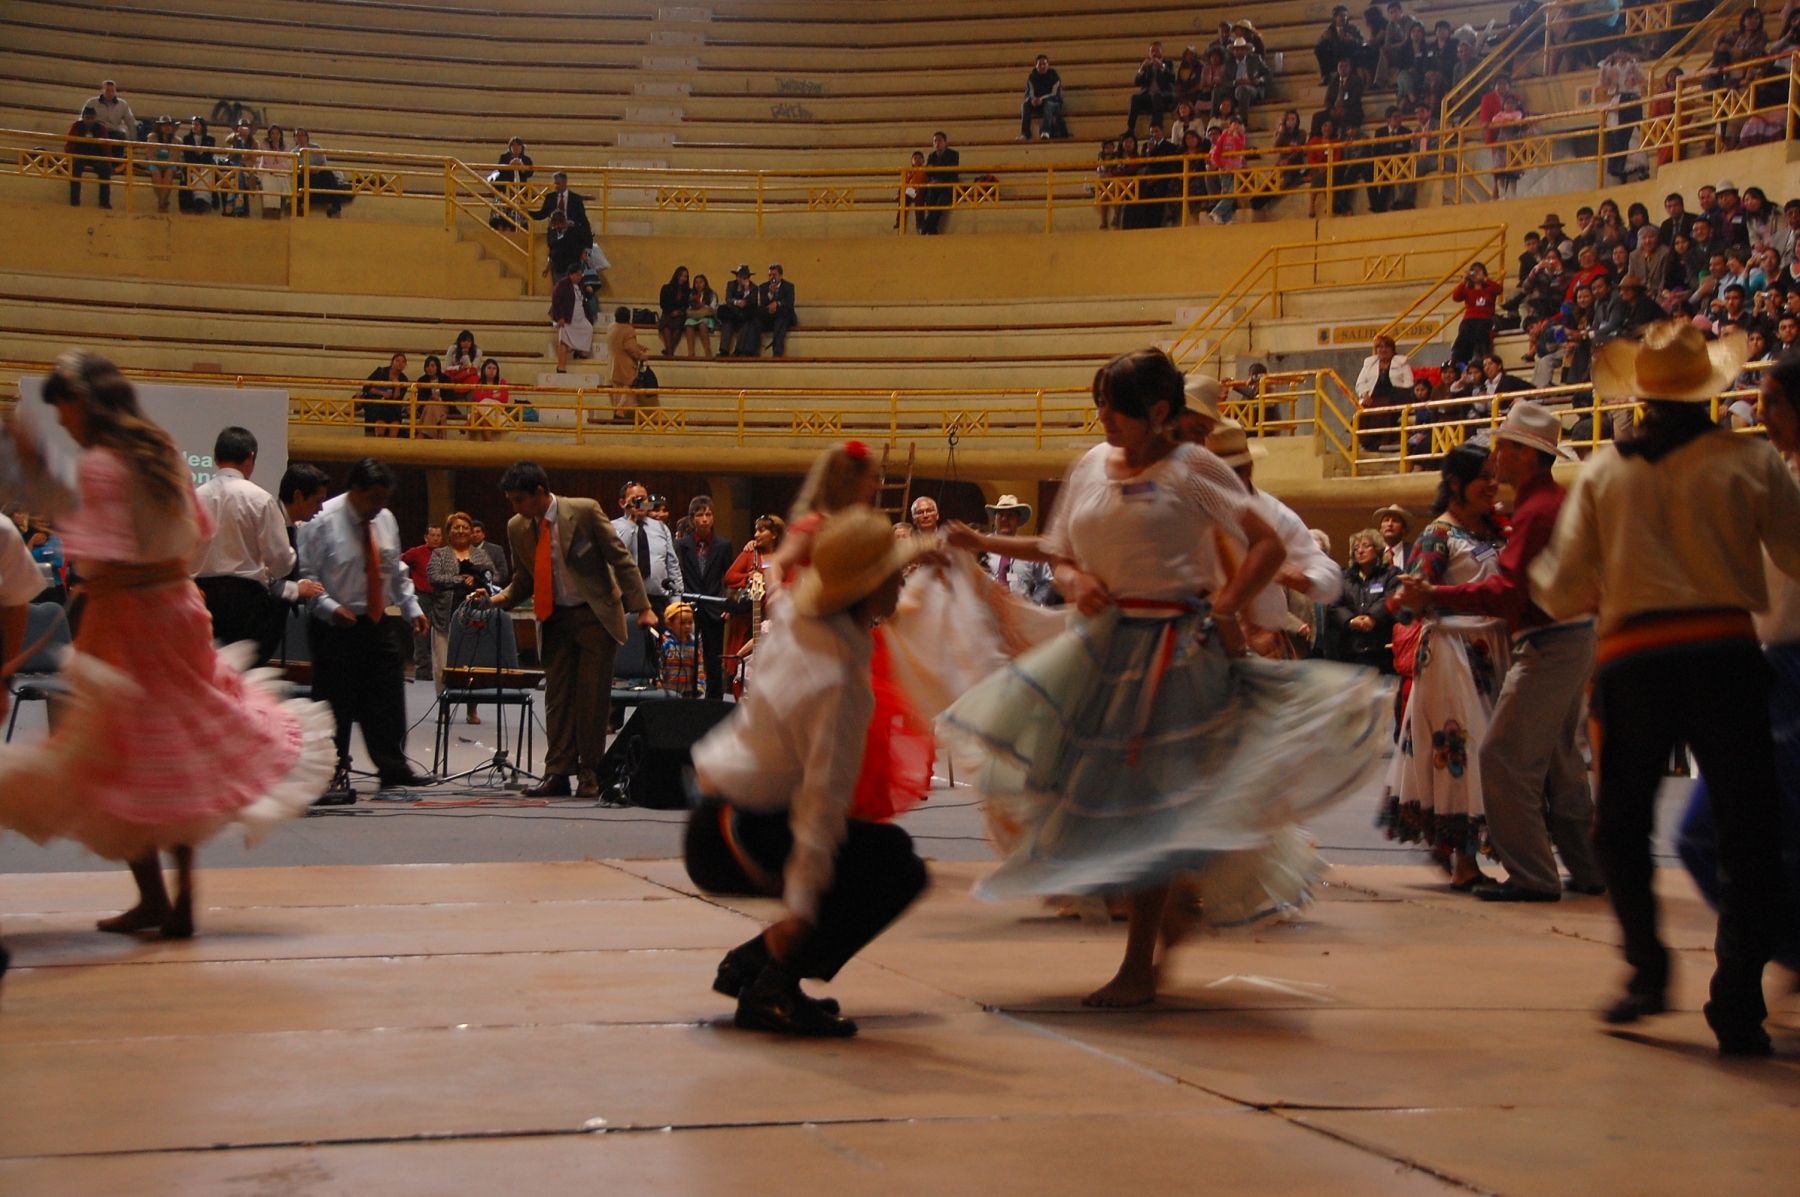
[0,576,334,859]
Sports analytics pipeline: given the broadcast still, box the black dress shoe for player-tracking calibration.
[713,940,840,1013]
[523,775,572,798]
[574,777,601,799]
[1564,879,1608,896]
[1602,992,1667,1025]
[1473,881,1561,903]
[378,772,436,790]
[1705,1001,1775,1056]
[736,963,857,1038]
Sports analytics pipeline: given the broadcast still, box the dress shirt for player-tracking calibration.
[539,496,583,608]
[690,601,874,922]
[1246,490,1341,630]
[1383,540,1410,573]
[983,552,1054,604]
[1531,432,1800,636]
[298,493,423,622]
[1434,470,1564,635]
[189,467,295,584]
[611,513,682,597]
[0,518,43,607]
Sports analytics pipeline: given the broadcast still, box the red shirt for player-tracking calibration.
[400,543,435,595]
[1433,470,1562,633]
[1451,278,1503,321]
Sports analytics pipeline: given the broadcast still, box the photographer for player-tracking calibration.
[1127,42,1176,136]
[611,480,682,613]
[1449,260,1504,365]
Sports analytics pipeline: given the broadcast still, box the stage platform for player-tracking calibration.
[0,857,1793,1195]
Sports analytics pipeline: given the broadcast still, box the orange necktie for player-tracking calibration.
[533,517,555,622]
[364,520,384,621]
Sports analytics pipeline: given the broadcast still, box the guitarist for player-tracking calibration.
[724,515,785,690]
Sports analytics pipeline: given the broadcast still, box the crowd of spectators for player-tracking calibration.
[355,335,526,438]
[651,264,798,359]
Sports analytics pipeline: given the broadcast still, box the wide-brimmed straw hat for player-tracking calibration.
[984,493,1033,522]
[1372,504,1412,530]
[1593,320,1747,403]
[789,508,927,618]
[1184,371,1223,422]
[1492,400,1579,461]
[1204,418,1268,468]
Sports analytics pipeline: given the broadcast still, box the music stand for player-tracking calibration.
[433,600,542,788]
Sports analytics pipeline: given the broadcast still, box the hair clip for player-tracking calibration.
[843,440,869,460]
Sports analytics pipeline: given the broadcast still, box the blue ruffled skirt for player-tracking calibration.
[939,606,1392,912]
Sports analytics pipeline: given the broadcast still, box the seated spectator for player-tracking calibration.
[1378,2,1419,85]
[469,358,511,442]
[684,272,718,359]
[1324,58,1367,130]
[1393,23,1430,103]
[1624,201,1653,250]
[1775,314,1800,361]
[658,266,691,357]
[84,79,137,149]
[1180,129,1211,222]
[65,105,112,209]
[1521,250,1569,321]
[1355,334,1413,450]
[1555,284,1599,384]
[360,352,409,438]
[1128,42,1176,136]
[292,127,347,217]
[256,125,291,219]
[1206,20,1235,58]
[444,329,481,393]
[1611,274,1666,338]
[1315,6,1367,86]
[1445,360,1489,421]
[144,115,178,214]
[1628,226,1672,293]
[1168,101,1196,145]
[608,305,652,415]
[1194,47,1229,114]
[1366,107,1413,213]
[1421,21,1458,97]
[1217,37,1272,123]
[1232,19,1267,55]
[1564,245,1609,301]
[531,171,588,230]
[551,262,593,372]
[1173,46,1208,107]
[718,263,759,355]
[756,264,797,357]
[1021,54,1065,140]
[1524,314,1564,387]
[178,116,217,213]
[1329,529,1400,673]
[1305,117,1340,219]
[921,132,959,236]
[413,355,454,440]
[1480,353,1531,404]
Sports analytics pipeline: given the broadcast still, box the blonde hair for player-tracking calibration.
[789,442,876,522]
[444,510,474,533]
[1347,527,1383,567]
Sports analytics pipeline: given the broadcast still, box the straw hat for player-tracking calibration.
[1491,400,1579,461]
[984,493,1033,522]
[1593,320,1748,403]
[789,508,927,618]
[1184,371,1223,422]
[1372,504,1412,530]
[1204,418,1268,468]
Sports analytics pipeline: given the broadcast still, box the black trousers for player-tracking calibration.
[70,158,112,207]
[918,187,950,235]
[685,799,928,981]
[310,615,412,782]
[1450,317,1494,367]
[755,311,793,356]
[1592,635,1782,1028]
[695,611,724,699]
[196,575,281,666]
[717,312,753,356]
[1126,92,1169,135]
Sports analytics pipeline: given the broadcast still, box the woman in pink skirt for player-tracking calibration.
[0,352,333,941]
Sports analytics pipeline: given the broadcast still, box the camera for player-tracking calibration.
[627,494,649,510]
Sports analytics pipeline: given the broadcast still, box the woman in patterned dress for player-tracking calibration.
[1380,441,1510,889]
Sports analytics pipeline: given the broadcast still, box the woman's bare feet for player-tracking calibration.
[161,890,194,939]
[1083,964,1158,1007]
[97,901,170,935]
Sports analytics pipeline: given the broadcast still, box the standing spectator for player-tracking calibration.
[189,426,295,666]
[677,495,733,699]
[1020,55,1064,140]
[1374,504,1414,571]
[544,210,592,280]
[1480,77,1527,200]
[400,524,442,683]
[719,264,758,357]
[178,116,216,213]
[659,602,702,697]
[607,305,651,415]
[981,495,1053,604]
[471,518,508,586]
[920,132,959,235]
[493,136,533,230]
[360,352,409,438]
[1366,107,1412,213]
[899,149,927,232]
[1355,334,1413,450]
[1315,7,1367,86]
[684,273,717,358]
[1094,138,1122,230]
[657,266,691,357]
[613,481,683,615]
[1217,37,1272,123]
[1127,42,1176,135]
[1450,261,1504,365]
[223,121,257,218]
[1329,529,1401,672]
[550,263,592,373]
[530,172,589,230]
[757,264,798,357]
[1207,113,1247,225]
[1598,46,1647,183]
[1138,121,1179,227]
[428,513,504,725]
[65,106,112,209]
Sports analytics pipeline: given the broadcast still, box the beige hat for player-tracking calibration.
[984,493,1033,522]
[1593,320,1747,403]
[1491,399,1579,461]
[1204,418,1268,468]
[1372,504,1412,529]
[1184,371,1223,422]
[789,508,927,617]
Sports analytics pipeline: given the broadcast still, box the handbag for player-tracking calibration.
[1390,618,1424,678]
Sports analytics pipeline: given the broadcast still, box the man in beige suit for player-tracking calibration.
[475,461,657,797]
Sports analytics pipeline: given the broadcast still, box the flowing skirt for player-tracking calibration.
[0,580,335,859]
[939,606,1391,912]
[1378,615,1508,855]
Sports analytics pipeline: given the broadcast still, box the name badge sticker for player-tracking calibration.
[1368,583,1385,594]
[1120,480,1158,502]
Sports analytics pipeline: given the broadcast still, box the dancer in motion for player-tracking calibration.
[0,352,334,938]
[941,349,1390,1007]
[1532,323,1800,1055]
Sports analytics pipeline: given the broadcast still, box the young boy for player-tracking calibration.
[659,601,701,698]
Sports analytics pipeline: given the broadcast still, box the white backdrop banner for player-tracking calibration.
[17,379,289,496]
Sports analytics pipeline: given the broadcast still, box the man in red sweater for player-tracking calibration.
[1449,261,1504,367]
[1399,403,1605,902]
[400,523,441,681]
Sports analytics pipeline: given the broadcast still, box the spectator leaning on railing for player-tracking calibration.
[920,132,959,236]
[1020,54,1064,140]
[65,105,113,209]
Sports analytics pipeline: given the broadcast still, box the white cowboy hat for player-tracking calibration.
[1372,504,1412,529]
[984,493,1033,522]
[1593,320,1747,403]
[1184,371,1223,422]
[1492,399,1579,461]
[789,508,927,618]
[1204,418,1268,468]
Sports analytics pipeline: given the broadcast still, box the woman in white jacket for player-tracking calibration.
[1354,334,1414,454]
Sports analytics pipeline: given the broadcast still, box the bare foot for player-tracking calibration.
[1082,968,1157,1008]
[97,902,170,935]
[160,893,194,940]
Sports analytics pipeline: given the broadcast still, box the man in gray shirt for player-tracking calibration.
[83,80,137,142]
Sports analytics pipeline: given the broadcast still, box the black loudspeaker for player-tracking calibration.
[601,699,735,809]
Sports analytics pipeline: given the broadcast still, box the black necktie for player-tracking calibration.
[635,522,652,591]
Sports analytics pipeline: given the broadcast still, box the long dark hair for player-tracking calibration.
[41,352,189,516]
[1431,442,1489,516]
[1093,348,1188,421]
[1620,400,1721,462]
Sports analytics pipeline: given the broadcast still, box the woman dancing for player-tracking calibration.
[941,348,1390,1007]
[1382,443,1509,890]
[0,352,333,939]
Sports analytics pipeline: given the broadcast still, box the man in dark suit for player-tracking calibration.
[756,264,798,357]
[675,495,732,699]
[719,263,759,357]
[920,132,959,235]
[475,461,655,797]
[530,171,589,230]
[1140,122,1181,227]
